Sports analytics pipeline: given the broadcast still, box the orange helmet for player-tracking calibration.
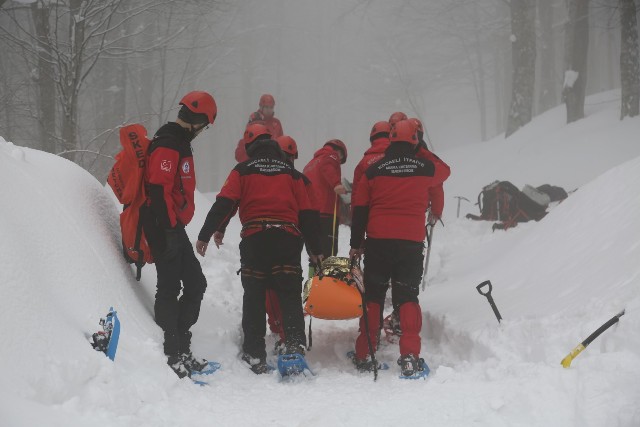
[390,119,418,144]
[276,135,298,159]
[409,118,424,135]
[244,123,271,146]
[324,139,347,164]
[370,121,391,142]
[388,111,408,126]
[179,91,217,124]
[259,94,275,107]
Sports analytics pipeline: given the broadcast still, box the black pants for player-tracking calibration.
[239,229,305,359]
[319,214,339,257]
[363,238,424,309]
[153,227,207,354]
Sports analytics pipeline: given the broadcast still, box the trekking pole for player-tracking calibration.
[351,256,378,381]
[421,223,435,291]
[331,194,338,257]
[561,310,625,368]
[476,280,503,323]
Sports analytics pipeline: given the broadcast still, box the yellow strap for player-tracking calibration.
[560,343,585,368]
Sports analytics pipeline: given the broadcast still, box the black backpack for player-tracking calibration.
[466,181,547,230]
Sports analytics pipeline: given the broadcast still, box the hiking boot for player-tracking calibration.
[279,343,305,356]
[241,353,271,375]
[167,354,190,379]
[181,352,209,372]
[352,356,377,373]
[398,354,419,377]
[397,354,427,377]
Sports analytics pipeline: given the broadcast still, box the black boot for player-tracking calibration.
[241,353,271,375]
[167,354,190,378]
[178,330,208,372]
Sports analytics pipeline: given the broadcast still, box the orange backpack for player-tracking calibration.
[107,124,154,280]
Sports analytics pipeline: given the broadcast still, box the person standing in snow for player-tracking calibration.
[349,119,451,376]
[264,134,321,352]
[144,91,216,378]
[303,139,348,258]
[382,117,447,337]
[235,94,284,162]
[196,124,323,374]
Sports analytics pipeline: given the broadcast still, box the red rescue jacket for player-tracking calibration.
[145,122,197,228]
[198,139,322,255]
[350,142,451,245]
[303,146,342,217]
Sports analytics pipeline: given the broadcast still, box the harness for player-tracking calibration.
[240,217,302,238]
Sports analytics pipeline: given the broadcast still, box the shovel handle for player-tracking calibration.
[476,280,493,296]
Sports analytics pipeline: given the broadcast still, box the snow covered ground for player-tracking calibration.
[1,91,639,426]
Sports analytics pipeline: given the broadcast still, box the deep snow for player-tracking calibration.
[1,91,639,426]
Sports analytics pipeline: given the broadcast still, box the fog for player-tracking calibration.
[0,0,628,191]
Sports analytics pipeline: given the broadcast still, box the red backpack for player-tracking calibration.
[107,124,154,280]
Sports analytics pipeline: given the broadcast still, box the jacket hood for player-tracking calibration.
[364,137,390,156]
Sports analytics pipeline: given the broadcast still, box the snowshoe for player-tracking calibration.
[90,307,120,361]
[189,360,221,386]
[397,354,430,379]
[346,350,389,372]
[277,353,313,378]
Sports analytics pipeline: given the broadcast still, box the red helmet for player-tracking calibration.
[179,91,217,124]
[324,139,347,164]
[244,123,271,145]
[276,135,298,159]
[409,118,424,135]
[370,121,391,141]
[390,119,418,144]
[259,94,275,107]
[388,111,408,126]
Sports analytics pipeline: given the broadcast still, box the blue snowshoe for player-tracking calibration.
[90,307,120,361]
[277,353,313,378]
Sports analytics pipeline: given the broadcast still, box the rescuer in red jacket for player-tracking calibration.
[303,139,347,257]
[145,91,217,379]
[235,94,284,162]
[196,124,322,374]
[349,119,451,377]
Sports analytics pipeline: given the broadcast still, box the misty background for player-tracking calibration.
[0,0,636,192]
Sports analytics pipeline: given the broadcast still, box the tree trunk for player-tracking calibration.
[505,0,537,138]
[61,0,86,160]
[563,0,589,124]
[620,0,640,119]
[30,1,57,153]
[537,0,558,114]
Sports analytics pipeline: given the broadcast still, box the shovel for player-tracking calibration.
[476,280,503,324]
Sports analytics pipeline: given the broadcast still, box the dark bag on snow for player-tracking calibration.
[466,180,547,230]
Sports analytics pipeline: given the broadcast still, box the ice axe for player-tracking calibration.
[476,280,503,323]
[560,309,625,368]
[454,196,470,218]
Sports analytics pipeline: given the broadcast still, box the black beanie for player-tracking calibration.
[178,105,209,125]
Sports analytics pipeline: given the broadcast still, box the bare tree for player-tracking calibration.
[537,0,560,114]
[505,0,537,138]
[620,0,639,119]
[563,0,590,123]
